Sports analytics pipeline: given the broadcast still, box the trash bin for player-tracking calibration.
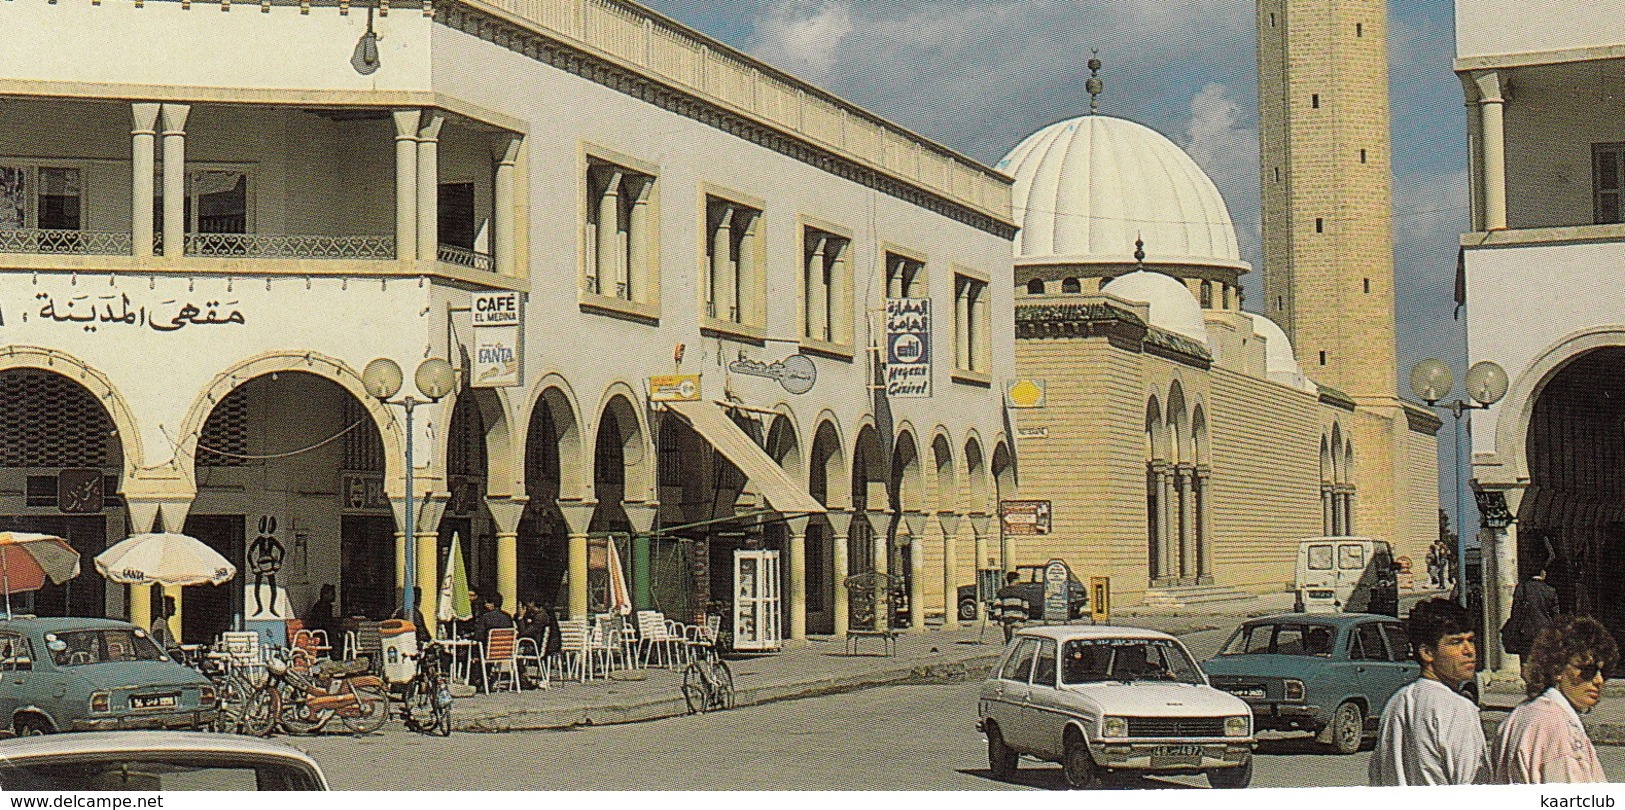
[380,619,418,685]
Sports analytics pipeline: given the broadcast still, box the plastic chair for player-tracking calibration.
[481,627,521,694]
[587,618,621,675]
[556,619,593,681]
[516,628,549,689]
[636,610,683,669]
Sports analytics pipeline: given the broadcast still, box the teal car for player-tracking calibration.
[1199,613,1416,754]
[0,617,218,735]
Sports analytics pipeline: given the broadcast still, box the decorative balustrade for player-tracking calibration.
[436,244,494,271]
[0,229,133,256]
[184,233,395,259]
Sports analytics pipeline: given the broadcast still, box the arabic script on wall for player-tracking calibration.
[8,291,247,333]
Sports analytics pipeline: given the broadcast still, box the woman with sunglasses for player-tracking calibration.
[1492,615,1618,783]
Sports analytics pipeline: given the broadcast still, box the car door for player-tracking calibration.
[1021,637,1063,758]
[1348,620,1408,715]
[0,632,31,731]
[990,638,1039,752]
[1376,621,1421,709]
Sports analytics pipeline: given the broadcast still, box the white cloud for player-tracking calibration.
[1181,82,1260,269]
[749,1,855,81]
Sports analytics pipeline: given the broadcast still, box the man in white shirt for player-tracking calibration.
[1370,598,1489,786]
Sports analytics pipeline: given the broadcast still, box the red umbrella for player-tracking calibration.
[0,532,81,616]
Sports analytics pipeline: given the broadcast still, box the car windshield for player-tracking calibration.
[0,757,322,790]
[48,629,167,667]
[1060,638,1204,685]
[1217,622,1336,657]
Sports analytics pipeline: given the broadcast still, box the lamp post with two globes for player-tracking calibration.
[1409,358,1509,606]
[361,357,457,617]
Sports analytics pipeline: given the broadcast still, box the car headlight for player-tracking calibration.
[89,691,110,713]
[1224,715,1250,737]
[1101,716,1128,738]
[1284,679,1305,701]
[199,685,217,707]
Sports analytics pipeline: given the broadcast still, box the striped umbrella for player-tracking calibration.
[437,533,473,632]
[605,536,632,616]
[0,532,81,616]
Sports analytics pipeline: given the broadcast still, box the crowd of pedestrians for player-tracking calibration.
[1369,595,1617,786]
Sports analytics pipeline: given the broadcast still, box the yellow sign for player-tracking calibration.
[1005,378,1046,409]
[1091,576,1111,624]
[649,374,701,402]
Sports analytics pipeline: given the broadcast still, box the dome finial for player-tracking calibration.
[1134,234,1145,266]
[1086,50,1104,115]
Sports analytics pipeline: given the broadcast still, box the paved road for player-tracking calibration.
[294,678,1625,789]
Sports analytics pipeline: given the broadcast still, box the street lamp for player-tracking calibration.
[1409,358,1508,605]
[362,356,456,618]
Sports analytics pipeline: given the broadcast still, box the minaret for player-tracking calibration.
[1257,0,1396,401]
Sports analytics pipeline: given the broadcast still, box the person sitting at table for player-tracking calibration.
[391,592,432,647]
[461,593,515,689]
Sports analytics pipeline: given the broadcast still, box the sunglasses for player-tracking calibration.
[1568,662,1606,681]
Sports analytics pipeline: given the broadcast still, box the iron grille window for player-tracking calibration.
[447,394,486,477]
[0,370,116,468]
[197,388,250,468]
[341,396,384,473]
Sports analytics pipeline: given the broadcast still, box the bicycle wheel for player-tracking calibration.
[431,671,453,737]
[340,682,389,735]
[402,679,430,733]
[681,662,708,714]
[210,676,246,733]
[277,684,333,735]
[710,659,734,711]
[240,683,281,738]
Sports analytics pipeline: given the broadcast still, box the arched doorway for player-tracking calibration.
[1519,346,1625,645]
[0,368,126,618]
[188,371,392,642]
[436,389,496,606]
[806,419,845,634]
[519,387,578,611]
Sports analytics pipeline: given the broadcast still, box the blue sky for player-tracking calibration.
[638,0,1475,539]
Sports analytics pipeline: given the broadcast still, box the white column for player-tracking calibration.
[595,169,622,296]
[1474,71,1508,231]
[736,212,757,324]
[869,511,890,633]
[625,177,649,300]
[416,112,444,262]
[131,103,159,259]
[392,110,419,261]
[955,283,971,369]
[1155,464,1174,581]
[1486,487,1526,681]
[807,236,828,340]
[1177,464,1195,581]
[492,136,521,277]
[711,206,735,319]
[785,515,809,642]
[904,512,927,633]
[827,510,853,639]
[1196,467,1214,582]
[160,104,190,259]
[940,512,960,630]
[969,285,988,372]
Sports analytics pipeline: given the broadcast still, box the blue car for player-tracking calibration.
[1199,613,1417,754]
[0,617,218,735]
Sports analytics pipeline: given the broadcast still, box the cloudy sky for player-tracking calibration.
[637,0,1474,536]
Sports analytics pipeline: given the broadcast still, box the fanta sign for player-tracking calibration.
[471,291,523,387]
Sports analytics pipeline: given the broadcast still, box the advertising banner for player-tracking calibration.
[885,297,931,398]
[649,374,702,402]
[471,291,523,388]
[1000,499,1052,536]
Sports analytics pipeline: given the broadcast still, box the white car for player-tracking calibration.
[977,625,1256,789]
[0,731,328,790]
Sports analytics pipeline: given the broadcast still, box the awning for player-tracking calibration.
[664,400,826,516]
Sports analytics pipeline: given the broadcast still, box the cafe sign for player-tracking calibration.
[471,291,523,388]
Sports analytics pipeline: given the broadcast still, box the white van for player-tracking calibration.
[1293,537,1399,616]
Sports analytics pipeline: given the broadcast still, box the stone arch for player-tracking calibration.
[1191,405,1210,467]
[1146,395,1165,461]
[931,430,957,513]
[1320,434,1332,483]
[851,422,887,511]
[1166,381,1189,465]
[767,407,804,484]
[809,415,847,509]
[891,424,925,512]
[1061,277,1082,294]
[1025,278,1045,295]
[1330,423,1344,484]
[991,439,1015,501]
[1491,328,1625,485]
[588,386,651,532]
[517,376,585,608]
[0,347,142,479]
[964,432,990,515]
[521,375,588,501]
[177,351,405,487]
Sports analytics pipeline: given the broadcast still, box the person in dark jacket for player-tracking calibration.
[1504,564,1560,681]
[517,600,562,656]
[303,584,337,639]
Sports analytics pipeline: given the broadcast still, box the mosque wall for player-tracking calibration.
[1398,411,1444,566]
[1206,367,1323,593]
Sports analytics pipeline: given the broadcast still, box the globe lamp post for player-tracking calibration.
[1409,358,1508,606]
[362,357,456,618]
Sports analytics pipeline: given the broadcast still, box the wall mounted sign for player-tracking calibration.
[1475,490,1514,529]
[1016,426,1049,440]
[885,297,931,398]
[471,291,523,388]
[649,374,702,402]
[1005,378,1047,409]
[342,473,390,513]
[1000,499,1052,536]
[728,352,816,394]
[57,468,104,514]
[19,291,246,334]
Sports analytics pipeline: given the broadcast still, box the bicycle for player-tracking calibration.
[399,647,453,737]
[681,643,733,714]
[200,651,279,737]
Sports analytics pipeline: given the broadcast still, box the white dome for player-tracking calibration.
[1101,271,1207,343]
[1246,313,1315,392]
[998,115,1244,269]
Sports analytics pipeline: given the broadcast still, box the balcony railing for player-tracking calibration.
[437,244,494,272]
[0,229,133,256]
[184,233,396,259]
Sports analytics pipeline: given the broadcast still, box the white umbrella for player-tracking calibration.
[95,532,237,587]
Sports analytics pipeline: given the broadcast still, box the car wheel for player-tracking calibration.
[1321,701,1364,754]
[1062,730,1103,789]
[1208,758,1253,789]
[959,599,978,622]
[14,716,50,737]
[986,723,1018,778]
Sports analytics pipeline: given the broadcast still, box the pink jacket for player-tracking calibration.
[1493,688,1608,783]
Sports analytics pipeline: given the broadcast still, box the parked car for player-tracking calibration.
[1292,537,1398,616]
[958,563,1089,622]
[0,616,218,735]
[0,730,327,790]
[977,625,1255,789]
[1200,613,1417,754]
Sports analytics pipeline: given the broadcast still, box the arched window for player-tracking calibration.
[1222,284,1231,310]
[1025,278,1045,295]
[1200,280,1213,308]
[1061,277,1081,294]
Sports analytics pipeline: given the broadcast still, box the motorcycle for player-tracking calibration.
[264,653,389,735]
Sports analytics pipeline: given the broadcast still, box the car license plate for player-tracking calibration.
[130,693,178,710]
[1150,745,1203,767]
[1227,686,1266,698]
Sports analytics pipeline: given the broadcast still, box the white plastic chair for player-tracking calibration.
[516,628,549,689]
[556,619,594,681]
[636,611,684,669]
